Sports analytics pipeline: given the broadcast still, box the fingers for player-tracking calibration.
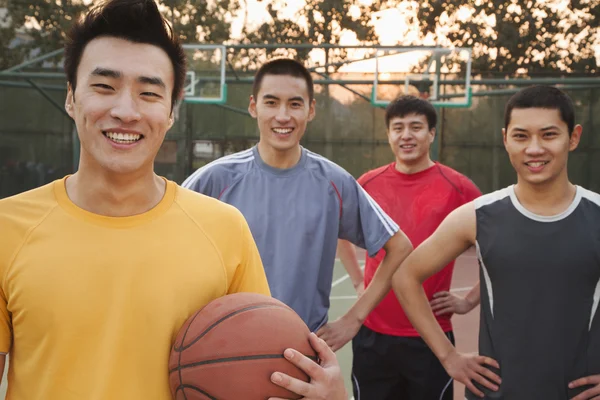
[479,355,501,370]
[315,324,328,337]
[464,380,485,398]
[569,386,600,400]
[434,307,454,316]
[570,375,600,388]
[270,370,311,399]
[569,375,600,400]
[433,291,451,298]
[430,298,451,308]
[471,365,500,391]
[309,332,337,366]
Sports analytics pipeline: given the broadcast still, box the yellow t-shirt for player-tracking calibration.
[0,177,270,399]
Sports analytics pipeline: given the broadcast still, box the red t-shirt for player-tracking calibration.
[360,162,481,337]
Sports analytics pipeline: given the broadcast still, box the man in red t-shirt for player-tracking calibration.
[338,95,481,400]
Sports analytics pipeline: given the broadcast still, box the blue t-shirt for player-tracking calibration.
[183,146,398,330]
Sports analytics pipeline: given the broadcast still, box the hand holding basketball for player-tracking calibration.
[269,332,347,400]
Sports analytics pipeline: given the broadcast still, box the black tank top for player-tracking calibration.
[467,185,600,400]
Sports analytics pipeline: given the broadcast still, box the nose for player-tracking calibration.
[275,105,291,123]
[399,127,412,140]
[110,92,142,123]
[525,136,545,156]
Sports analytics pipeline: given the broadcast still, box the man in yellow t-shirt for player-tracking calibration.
[0,0,347,399]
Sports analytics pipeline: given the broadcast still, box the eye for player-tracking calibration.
[92,83,113,90]
[291,102,302,108]
[141,92,161,98]
[544,131,558,137]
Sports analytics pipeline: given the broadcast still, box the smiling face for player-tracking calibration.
[65,36,174,176]
[248,74,316,154]
[387,113,435,169]
[503,107,582,186]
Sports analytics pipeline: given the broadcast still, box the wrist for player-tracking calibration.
[439,345,458,367]
[343,308,365,326]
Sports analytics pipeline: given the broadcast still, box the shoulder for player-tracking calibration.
[0,182,59,271]
[0,181,58,225]
[304,148,356,186]
[357,164,391,188]
[182,149,255,189]
[473,186,512,210]
[175,185,247,229]
[435,163,481,197]
[579,186,600,211]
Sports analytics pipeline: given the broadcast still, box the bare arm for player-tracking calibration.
[336,239,364,293]
[318,230,413,351]
[393,203,475,359]
[393,203,500,396]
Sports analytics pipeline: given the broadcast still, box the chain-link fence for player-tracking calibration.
[1,76,599,199]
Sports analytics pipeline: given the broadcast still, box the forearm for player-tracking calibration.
[345,234,412,323]
[336,239,363,288]
[394,270,455,362]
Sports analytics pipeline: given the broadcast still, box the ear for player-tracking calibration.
[65,84,75,119]
[502,128,508,147]
[248,95,258,119]
[569,124,583,152]
[428,127,436,144]
[307,98,316,122]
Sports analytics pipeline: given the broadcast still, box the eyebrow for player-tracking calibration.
[540,125,560,131]
[91,67,120,79]
[262,94,305,103]
[90,67,165,89]
[512,125,561,132]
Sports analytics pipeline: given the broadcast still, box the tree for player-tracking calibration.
[1,0,236,71]
[235,0,382,158]
[416,0,599,75]
[235,0,380,68]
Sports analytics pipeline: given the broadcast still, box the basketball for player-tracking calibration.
[168,293,318,400]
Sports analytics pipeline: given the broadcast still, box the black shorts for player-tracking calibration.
[351,325,455,400]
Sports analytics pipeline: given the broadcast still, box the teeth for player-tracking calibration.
[401,145,415,148]
[527,161,547,167]
[105,132,142,143]
[273,128,293,134]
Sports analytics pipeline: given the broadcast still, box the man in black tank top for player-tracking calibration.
[392,86,600,400]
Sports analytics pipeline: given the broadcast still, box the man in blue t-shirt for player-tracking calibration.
[183,58,413,352]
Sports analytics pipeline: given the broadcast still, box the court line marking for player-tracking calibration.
[331,264,365,288]
[330,286,473,301]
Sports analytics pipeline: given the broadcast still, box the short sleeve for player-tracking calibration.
[181,164,229,199]
[227,214,271,296]
[337,174,399,257]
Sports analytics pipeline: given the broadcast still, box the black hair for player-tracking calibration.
[504,85,575,135]
[252,59,314,102]
[385,95,437,130]
[64,0,186,110]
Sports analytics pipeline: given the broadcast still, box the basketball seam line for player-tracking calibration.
[170,353,319,373]
[174,303,292,352]
[176,384,218,400]
[177,308,203,400]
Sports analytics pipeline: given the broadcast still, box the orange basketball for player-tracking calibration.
[169,293,318,400]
